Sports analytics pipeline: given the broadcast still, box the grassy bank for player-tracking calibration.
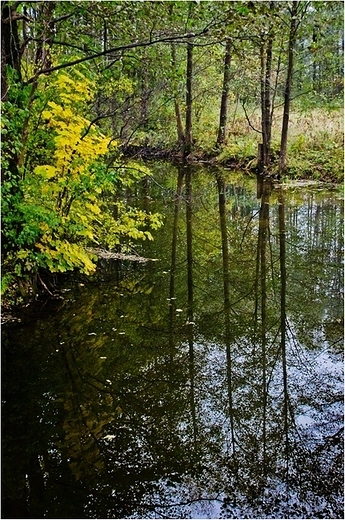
[131,103,344,183]
[216,105,343,183]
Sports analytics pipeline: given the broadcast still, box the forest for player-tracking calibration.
[1,0,344,303]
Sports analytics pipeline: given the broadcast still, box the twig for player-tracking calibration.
[37,273,53,295]
[241,100,262,134]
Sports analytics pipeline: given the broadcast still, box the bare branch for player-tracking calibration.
[27,37,96,54]
[80,112,118,140]
[52,12,76,25]
[241,100,262,134]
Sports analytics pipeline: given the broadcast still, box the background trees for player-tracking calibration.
[1,1,343,298]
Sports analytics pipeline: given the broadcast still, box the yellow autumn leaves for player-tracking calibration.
[2,63,162,289]
[24,68,162,276]
[35,72,112,183]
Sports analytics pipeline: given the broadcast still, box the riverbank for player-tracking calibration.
[121,143,343,184]
[121,104,343,185]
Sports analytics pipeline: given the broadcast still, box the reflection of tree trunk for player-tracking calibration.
[254,176,271,472]
[217,175,230,310]
[188,321,197,443]
[216,173,236,454]
[261,187,269,474]
[278,188,289,486]
[254,176,271,329]
[169,167,184,335]
[185,167,197,441]
[28,454,45,518]
[186,168,193,319]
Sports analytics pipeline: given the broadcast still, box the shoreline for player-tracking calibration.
[121,145,343,184]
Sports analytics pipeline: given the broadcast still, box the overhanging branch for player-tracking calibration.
[24,29,209,85]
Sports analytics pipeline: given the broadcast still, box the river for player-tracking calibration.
[2,162,344,519]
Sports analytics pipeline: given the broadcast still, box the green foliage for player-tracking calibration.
[217,137,258,164]
[2,66,162,298]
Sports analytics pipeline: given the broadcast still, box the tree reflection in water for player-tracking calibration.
[2,164,343,518]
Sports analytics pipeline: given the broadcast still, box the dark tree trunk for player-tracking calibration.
[19,1,56,169]
[140,67,149,128]
[1,1,22,189]
[185,40,193,155]
[171,43,185,146]
[258,2,275,171]
[1,2,23,256]
[1,1,22,100]
[1,16,9,101]
[279,1,298,174]
[312,27,318,91]
[217,39,232,147]
[34,2,56,69]
[259,37,273,170]
[174,99,185,146]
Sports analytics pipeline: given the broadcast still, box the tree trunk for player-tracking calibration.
[279,1,298,174]
[312,27,318,91]
[217,39,232,147]
[185,40,193,155]
[171,43,185,146]
[19,2,56,169]
[260,37,273,169]
[140,66,149,128]
[258,2,275,171]
[1,14,9,101]
[34,2,56,69]
[1,1,22,100]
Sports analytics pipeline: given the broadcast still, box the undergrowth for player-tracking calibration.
[133,102,344,182]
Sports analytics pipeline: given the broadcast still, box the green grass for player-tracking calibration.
[132,97,344,182]
[204,103,343,181]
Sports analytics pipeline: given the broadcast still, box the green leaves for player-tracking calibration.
[2,62,163,297]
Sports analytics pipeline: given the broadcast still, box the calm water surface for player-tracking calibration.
[2,163,344,518]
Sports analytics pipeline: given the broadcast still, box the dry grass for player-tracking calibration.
[213,103,343,180]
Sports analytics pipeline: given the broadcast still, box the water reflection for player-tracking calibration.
[2,164,343,518]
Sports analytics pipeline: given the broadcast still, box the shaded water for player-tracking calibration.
[2,163,344,519]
